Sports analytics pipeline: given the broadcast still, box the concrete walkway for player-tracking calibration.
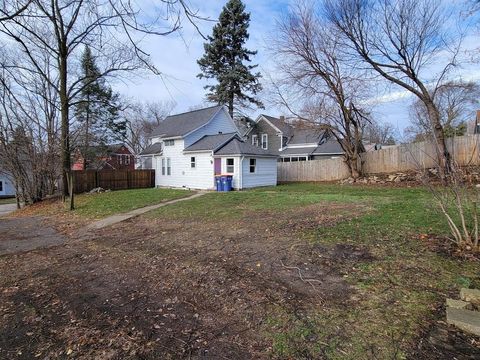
[0,203,17,217]
[87,191,207,230]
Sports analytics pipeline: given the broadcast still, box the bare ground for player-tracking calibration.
[0,203,366,359]
[1,202,479,359]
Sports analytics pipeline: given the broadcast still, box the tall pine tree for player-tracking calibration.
[197,0,263,117]
[74,46,124,168]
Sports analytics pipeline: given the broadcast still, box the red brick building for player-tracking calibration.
[72,144,135,171]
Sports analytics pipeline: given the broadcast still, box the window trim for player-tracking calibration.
[261,134,268,150]
[249,158,256,173]
[167,157,171,175]
[252,134,259,146]
[164,139,175,146]
[161,158,166,175]
[190,156,196,169]
[226,158,234,173]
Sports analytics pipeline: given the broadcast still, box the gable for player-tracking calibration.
[184,107,239,147]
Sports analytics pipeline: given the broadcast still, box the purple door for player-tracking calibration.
[214,158,221,175]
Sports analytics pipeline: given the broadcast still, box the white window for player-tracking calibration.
[252,134,259,146]
[118,155,123,165]
[167,158,171,175]
[161,158,166,175]
[226,158,234,173]
[164,139,175,146]
[191,157,196,168]
[249,158,256,173]
[261,134,268,149]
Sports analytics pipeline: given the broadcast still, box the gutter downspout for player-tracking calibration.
[239,156,244,190]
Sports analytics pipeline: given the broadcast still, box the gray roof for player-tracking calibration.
[261,115,294,137]
[312,140,344,154]
[280,146,318,156]
[280,140,343,156]
[139,142,163,155]
[184,133,237,152]
[215,138,278,157]
[150,105,224,138]
[289,128,326,145]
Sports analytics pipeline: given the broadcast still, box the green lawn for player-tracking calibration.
[22,188,194,220]
[150,183,479,358]
[72,188,194,219]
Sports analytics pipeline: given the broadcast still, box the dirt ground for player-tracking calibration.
[1,202,479,359]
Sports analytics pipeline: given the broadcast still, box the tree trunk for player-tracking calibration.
[59,51,71,201]
[425,100,451,179]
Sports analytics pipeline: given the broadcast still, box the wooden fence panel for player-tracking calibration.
[73,169,155,193]
[278,134,480,182]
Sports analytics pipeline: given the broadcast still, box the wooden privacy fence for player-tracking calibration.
[73,169,155,194]
[278,134,480,182]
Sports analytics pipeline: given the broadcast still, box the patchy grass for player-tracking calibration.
[0,197,16,205]
[19,188,193,220]
[151,183,479,358]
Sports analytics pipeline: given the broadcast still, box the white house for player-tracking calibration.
[139,105,278,190]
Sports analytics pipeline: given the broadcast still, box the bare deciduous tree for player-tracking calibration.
[121,100,176,155]
[272,2,371,178]
[326,0,466,179]
[0,0,197,209]
[363,120,396,145]
[406,81,480,141]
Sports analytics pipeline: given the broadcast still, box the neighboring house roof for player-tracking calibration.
[280,140,343,156]
[288,128,326,145]
[215,137,278,157]
[139,142,163,155]
[261,115,294,137]
[280,147,318,156]
[312,140,344,154]
[234,116,256,137]
[184,133,237,152]
[150,105,224,138]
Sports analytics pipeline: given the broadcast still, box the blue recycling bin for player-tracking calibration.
[221,175,233,191]
[215,176,223,192]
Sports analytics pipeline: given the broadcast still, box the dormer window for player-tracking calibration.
[164,139,175,146]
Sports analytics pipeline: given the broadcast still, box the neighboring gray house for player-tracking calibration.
[0,166,15,198]
[138,105,278,190]
[245,115,344,162]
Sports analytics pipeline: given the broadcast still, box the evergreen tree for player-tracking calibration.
[74,46,124,167]
[197,0,263,117]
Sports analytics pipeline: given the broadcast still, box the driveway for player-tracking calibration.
[0,203,17,217]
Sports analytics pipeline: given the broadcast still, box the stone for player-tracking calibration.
[476,184,480,188]
[388,175,396,181]
[394,176,402,183]
[460,288,480,306]
[446,298,473,310]
[446,307,480,336]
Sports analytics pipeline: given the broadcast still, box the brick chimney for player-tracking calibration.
[279,115,285,122]
[477,110,480,123]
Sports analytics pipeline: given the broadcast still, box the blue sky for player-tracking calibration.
[116,0,480,137]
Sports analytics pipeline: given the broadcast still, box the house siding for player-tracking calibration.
[241,157,277,188]
[246,117,283,153]
[154,139,215,190]
[0,172,15,197]
[183,108,238,147]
